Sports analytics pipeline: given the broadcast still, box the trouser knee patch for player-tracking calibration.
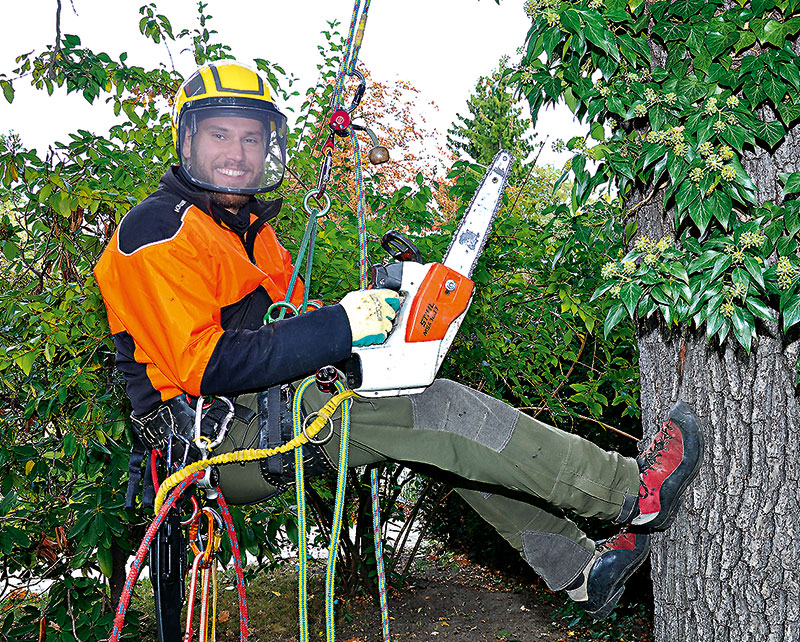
[411,379,519,452]
[521,530,593,591]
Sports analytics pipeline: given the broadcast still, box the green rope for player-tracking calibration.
[293,377,351,642]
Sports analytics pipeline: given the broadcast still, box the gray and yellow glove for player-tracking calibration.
[340,288,402,347]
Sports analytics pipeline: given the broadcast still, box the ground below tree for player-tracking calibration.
[135,545,653,642]
[337,549,652,642]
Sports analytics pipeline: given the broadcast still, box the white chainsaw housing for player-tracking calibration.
[353,261,471,397]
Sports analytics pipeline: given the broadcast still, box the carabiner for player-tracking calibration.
[344,69,366,114]
[200,507,224,563]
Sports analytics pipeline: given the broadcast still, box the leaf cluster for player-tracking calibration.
[510,0,800,364]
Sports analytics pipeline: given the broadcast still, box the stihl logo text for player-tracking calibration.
[419,303,439,336]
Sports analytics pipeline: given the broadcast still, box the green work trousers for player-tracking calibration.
[217,379,640,591]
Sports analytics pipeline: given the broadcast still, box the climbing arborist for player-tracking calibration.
[93,61,704,621]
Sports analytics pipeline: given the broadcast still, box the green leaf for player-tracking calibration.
[0,80,13,104]
[582,10,620,61]
[751,18,787,47]
[97,545,113,578]
[752,119,786,147]
[731,307,754,352]
[782,292,800,331]
[710,254,733,282]
[706,32,739,57]
[667,262,689,284]
[14,352,36,376]
[604,301,628,339]
[746,297,776,321]
[780,171,800,196]
[620,281,643,318]
[743,255,765,289]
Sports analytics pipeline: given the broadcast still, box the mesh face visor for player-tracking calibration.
[177,102,287,194]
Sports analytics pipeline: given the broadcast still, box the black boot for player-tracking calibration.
[571,529,651,620]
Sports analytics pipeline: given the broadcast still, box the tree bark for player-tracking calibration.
[635,111,800,641]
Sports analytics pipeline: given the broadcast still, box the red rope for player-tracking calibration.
[150,448,162,493]
[108,471,203,642]
[216,490,250,641]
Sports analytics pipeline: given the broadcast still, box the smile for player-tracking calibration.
[216,168,247,178]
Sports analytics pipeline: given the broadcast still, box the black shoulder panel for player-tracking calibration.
[117,189,193,255]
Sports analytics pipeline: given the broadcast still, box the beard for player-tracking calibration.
[208,191,251,212]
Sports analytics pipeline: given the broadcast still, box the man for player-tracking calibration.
[94,61,704,620]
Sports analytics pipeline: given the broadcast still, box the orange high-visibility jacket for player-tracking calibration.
[94,168,352,414]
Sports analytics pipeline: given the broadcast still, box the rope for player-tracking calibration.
[216,492,250,642]
[152,390,357,513]
[109,472,204,642]
[292,377,353,642]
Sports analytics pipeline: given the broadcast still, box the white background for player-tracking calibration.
[0,0,579,165]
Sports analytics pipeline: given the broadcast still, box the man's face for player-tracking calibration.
[183,116,268,192]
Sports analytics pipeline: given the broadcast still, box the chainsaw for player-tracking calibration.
[350,150,513,397]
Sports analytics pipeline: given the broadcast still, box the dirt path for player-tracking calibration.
[337,552,653,642]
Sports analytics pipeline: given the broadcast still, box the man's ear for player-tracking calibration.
[181,129,192,160]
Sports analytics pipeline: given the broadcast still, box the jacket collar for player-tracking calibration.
[160,166,283,234]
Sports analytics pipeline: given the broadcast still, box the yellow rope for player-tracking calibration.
[153,389,358,513]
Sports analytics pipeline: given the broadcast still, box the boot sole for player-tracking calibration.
[585,536,651,620]
[647,401,705,531]
[586,586,624,620]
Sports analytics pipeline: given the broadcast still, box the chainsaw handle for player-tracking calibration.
[381,230,423,263]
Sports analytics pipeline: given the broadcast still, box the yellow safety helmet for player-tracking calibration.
[172,61,287,195]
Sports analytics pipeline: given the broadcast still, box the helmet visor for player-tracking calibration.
[177,104,287,194]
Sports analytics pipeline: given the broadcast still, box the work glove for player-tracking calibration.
[340,288,402,347]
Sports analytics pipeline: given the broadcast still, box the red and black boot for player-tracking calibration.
[629,400,705,530]
[567,529,651,620]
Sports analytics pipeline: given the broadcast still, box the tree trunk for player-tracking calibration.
[634,112,800,641]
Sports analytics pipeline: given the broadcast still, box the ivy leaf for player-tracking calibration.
[743,255,766,289]
[620,281,643,318]
[782,291,800,332]
[734,30,757,52]
[719,124,749,155]
[604,301,628,339]
[667,262,690,284]
[750,18,787,47]
[779,63,800,91]
[561,9,583,35]
[693,199,715,235]
[746,297,776,321]
[689,250,721,272]
[762,76,789,107]
[752,119,787,147]
[706,31,739,57]
[582,11,620,61]
[777,101,800,126]
[710,254,733,282]
[779,171,800,196]
[706,309,725,338]
[731,307,754,353]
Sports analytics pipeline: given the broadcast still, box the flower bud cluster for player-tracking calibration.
[588,0,603,9]
[776,256,797,289]
[730,281,747,299]
[524,0,563,26]
[632,234,671,267]
[740,231,765,249]
[644,126,686,155]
